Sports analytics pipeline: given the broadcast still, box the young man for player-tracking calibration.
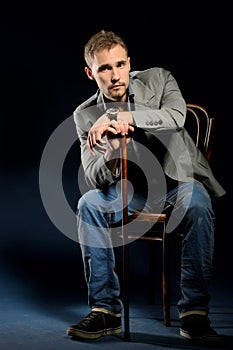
[66,30,225,344]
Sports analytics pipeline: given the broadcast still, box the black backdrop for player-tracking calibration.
[0,3,232,299]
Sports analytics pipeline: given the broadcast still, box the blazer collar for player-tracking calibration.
[95,75,154,110]
[130,77,154,106]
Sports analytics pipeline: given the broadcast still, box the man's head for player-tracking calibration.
[84,30,131,102]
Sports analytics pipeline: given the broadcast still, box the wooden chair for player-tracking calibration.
[118,103,216,340]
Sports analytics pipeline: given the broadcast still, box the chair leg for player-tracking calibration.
[148,243,156,304]
[162,231,171,326]
[123,242,131,341]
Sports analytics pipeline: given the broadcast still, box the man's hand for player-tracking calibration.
[86,113,134,155]
[106,119,133,151]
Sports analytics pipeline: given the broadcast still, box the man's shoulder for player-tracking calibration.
[130,67,170,80]
[130,67,172,92]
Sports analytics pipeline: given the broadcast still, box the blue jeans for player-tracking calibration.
[76,180,215,315]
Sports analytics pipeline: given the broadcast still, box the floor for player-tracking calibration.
[1,270,233,350]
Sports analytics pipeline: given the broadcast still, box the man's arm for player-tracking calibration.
[75,112,134,189]
[131,68,187,130]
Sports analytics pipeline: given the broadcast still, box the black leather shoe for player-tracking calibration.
[67,310,122,340]
[180,314,221,345]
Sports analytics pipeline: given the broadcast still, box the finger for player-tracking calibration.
[125,123,134,135]
[106,125,119,135]
[118,121,129,135]
[86,138,95,156]
[113,120,133,135]
[109,121,126,134]
[86,135,92,150]
[95,144,107,153]
[122,121,129,135]
[94,133,108,146]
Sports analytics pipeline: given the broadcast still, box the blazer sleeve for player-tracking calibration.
[73,106,120,190]
[131,68,187,130]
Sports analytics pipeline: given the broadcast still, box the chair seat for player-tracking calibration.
[129,212,167,222]
[126,212,167,241]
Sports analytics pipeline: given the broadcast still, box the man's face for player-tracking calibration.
[85,44,131,102]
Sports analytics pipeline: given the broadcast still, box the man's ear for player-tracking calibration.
[84,66,95,81]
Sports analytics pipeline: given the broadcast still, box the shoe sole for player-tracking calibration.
[67,326,122,340]
[180,328,221,344]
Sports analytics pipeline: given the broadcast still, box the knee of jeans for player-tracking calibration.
[77,191,98,212]
[187,200,213,221]
[77,189,109,215]
[77,195,86,212]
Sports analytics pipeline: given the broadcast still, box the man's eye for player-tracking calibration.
[99,66,110,72]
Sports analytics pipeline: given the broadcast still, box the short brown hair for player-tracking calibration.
[84,30,128,67]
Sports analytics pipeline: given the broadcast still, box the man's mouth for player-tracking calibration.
[111,83,124,88]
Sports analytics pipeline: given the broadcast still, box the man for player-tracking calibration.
[66,30,225,344]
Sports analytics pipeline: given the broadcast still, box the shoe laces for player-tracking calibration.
[79,311,105,327]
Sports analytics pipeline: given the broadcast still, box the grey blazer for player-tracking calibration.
[73,67,226,198]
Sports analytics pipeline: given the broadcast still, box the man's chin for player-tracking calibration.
[110,90,126,101]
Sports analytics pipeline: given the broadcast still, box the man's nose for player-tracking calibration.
[111,68,120,81]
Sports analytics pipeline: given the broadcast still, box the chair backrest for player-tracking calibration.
[185,104,215,162]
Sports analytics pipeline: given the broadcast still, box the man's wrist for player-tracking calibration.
[106,107,119,121]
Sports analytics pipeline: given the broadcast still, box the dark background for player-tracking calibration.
[0,2,232,313]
